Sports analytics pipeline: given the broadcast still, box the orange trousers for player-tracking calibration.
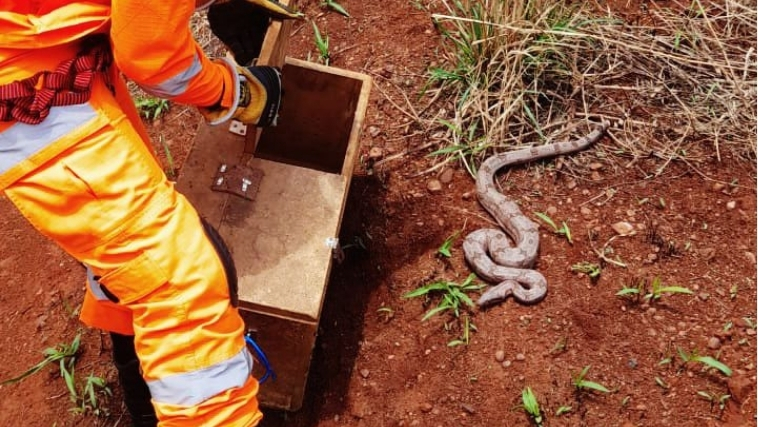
[2,74,262,426]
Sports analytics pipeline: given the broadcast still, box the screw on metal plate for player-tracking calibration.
[229,120,248,136]
[211,163,264,201]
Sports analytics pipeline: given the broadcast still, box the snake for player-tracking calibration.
[463,122,610,307]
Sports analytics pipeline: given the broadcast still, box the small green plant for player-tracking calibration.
[72,374,112,416]
[729,283,739,300]
[158,135,176,180]
[555,405,572,416]
[615,276,692,303]
[447,313,477,347]
[321,0,350,17]
[697,391,730,411]
[311,21,330,65]
[743,317,756,330]
[437,231,460,258]
[404,273,484,346]
[135,96,170,121]
[521,387,543,426]
[376,306,394,323]
[534,212,572,244]
[550,336,568,355]
[572,366,610,394]
[404,273,484,321]
[2,334,81,385]
[654,376,669,390]
[677,347,732,377]
[571,262,601,279]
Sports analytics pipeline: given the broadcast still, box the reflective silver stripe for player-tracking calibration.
[142,52,202,98]
[85,265,112,301]
[208,57,240,125]
[0,103,97,175]
[147,347,253,406]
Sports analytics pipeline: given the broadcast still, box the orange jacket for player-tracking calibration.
[0,0,235,189]
[0,0,234,107]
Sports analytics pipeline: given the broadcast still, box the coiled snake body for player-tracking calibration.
[463,122,609,307]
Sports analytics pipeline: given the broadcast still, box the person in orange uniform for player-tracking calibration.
[0,0,299,426]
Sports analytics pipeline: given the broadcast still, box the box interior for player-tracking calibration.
[255,62,364,175]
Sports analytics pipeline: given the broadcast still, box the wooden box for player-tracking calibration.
[176,56,371,410]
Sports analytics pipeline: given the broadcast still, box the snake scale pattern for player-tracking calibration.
[463,122,610,307]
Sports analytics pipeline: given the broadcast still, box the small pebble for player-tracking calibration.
[420,403,433,413]
[495,350,505,362]
[427,179,443,193]
[360,369,370,378]
[439,168,454,184]
[461,403,476,414]
[502,360,512,368]
[726,201,737,210]
[707,337,722,350]
[515,353,526,361]
[368,146,383,160]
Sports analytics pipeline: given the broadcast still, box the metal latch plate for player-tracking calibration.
[211,163,264,201]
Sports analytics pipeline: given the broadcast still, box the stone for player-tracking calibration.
[439,168,454,184]
[726,200,737,210]
[495,350,505,362]
[360,369,370,378]
[706,337,721,350]
[368,126,381,137]
[420,403,433,413]
[515,353,526,361]
[427,179,443,193]
[368,146,384,159]
[727,374,755,404]
[612,221,635,236]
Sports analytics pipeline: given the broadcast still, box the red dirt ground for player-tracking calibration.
[0,1,755,426]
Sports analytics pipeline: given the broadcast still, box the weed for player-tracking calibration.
[572,365,610,394]
[158,135,176,181]
[677,347,732,377]
[550,336,568,355]
[311,21,330,65]
[2,334,81,385]
[404,273,484,346]
[437,231,460,258]
[534,212,572,244]
[570,261,601,280]
[555,405,572,416]
[697,391,730,411]
[376,306,394,323]
[521,387,543,426]
[729,284,739,300]
[71,374,112,417]
[742,317,756,330]
[655,376,669,390]
[447,313,477,347]
[621,396,631,407]
[321,0,350,17]
[616,276,692,303]
[135,96,170,121]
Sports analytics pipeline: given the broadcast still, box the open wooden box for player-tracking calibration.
[176,13,371,410]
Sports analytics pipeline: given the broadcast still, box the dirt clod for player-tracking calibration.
[728,374,756,404]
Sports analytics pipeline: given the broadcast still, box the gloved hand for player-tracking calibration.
[206,0,302,65]
[199,59,282,127]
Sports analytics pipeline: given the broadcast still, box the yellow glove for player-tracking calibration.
[199,58,282,127]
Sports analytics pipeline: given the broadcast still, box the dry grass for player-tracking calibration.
[424,0,757,175]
